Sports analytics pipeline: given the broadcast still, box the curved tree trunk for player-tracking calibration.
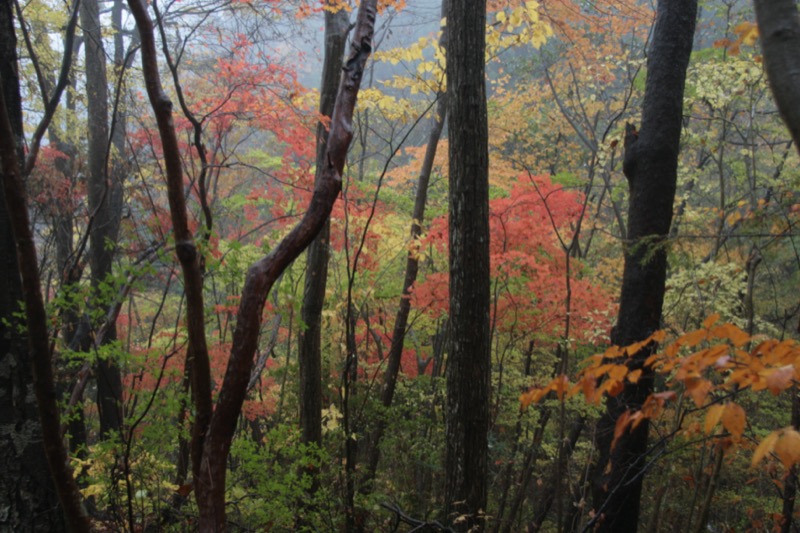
[590,2,698,532]
[444,0,490,529]
[129,0,379,528]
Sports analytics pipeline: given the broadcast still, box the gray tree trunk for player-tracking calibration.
[81,0,124,438]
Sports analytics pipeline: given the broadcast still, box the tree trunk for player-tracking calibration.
[590,2,697,532]
[0,1,90,529]
[298,3,349,493]
[81,0,124,439]
[0,6,67,530]
[444,0,490,529]
[755,0,800,157]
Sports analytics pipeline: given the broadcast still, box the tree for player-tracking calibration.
[0,0,91,528]
[81,0,125,439]
[128,0,380,527]
[0,1,66,529]
[445,0,490,528]
[298,1,349,494]
[590,1,698,531]
[755,0,800,159]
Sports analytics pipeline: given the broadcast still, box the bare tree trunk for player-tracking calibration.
[81,0,124,439]
[755,0,800,156]
[0,1,89,529]
[445,0,490,529]
[0,6,66,528]
[590,2,697,532]
[298,4,349,496]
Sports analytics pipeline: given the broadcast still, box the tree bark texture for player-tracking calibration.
[0,3,66,529]
[755,0,800,157]
[126,0,214,492]
[445,0,490,529]
[590,2,697,532]
[0,1,90,530]
[81,0,124,439]
[298,2,349,474]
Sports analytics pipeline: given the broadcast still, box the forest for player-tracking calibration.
[2,0,800,531]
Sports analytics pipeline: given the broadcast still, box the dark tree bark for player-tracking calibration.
[0,3,66,529]
[81,0,124,439]
[0,1,89,530]
[363,0,449,486]
[298,3,349,489]
[590,2,698,532]
[126,0,214,498]
[129,0,378,528]
[444,0,490,529]
[755,0,800,157]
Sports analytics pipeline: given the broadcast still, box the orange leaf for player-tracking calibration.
[612,411,632,450]
[652,391,677,402]
[711,322,750,347]
[704,404,725,434]
[774,430,800,468]
[764,365,795,395]
[628,369,642,384]
[679,328,707,349]
[606,379,624,397]
[685,377,712,408]
[580,376,598,403]
[703,313,721,329]
[752,430,781,467]
[553,375,569,401]
[609,365,628,382]
[721,402,746,438]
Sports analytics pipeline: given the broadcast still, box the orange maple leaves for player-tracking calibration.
[521,313,800,466]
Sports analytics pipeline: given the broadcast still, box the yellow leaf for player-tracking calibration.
[704,404,725,434]
[722,402,746,438]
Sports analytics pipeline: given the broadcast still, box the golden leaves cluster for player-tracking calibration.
[520,313,800,466]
